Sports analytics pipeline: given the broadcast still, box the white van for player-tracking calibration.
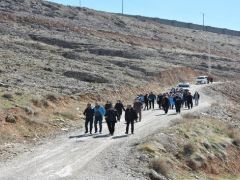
[177,82,190,91]
[196,76,208,84]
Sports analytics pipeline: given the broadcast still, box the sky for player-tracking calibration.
[48,0,240,31]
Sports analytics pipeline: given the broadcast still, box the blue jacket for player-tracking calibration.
[94,105,106,117]
[169,97,175,106]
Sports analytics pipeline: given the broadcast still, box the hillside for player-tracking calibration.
[0,0,240,95]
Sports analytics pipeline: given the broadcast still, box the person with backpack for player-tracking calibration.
[105,107,118,136]
[93,103,106,134]
[193,91,200,106]
[148,92,156,110]
[83,103,95,134]
[133,99,143,122]
[144,94,149,110]
[114,100,125,121]
[125,105,138,134]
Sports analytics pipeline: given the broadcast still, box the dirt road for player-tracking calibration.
[0,84,214,180]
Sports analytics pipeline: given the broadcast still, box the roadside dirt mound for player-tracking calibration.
[155,67,200,85]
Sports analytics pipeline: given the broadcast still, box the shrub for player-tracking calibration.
[183,143,197,156]
[232,138,240,147]
[2,93,13,100]
[150,159,169,178]
[46,94,58,102]
[31,96,42,107]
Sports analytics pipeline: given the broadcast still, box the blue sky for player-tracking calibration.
[48,0,240,31]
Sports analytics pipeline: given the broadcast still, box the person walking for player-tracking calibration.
[186,92,193,109]
[105,107,118,136]
[105,101,112,111]
[157,94,163,109]
[114,100,125,121]
[83,103,95,134]
[169,94,175,109]
[148,92,156,110]
[125,105,138,134]
[162,94,170,114]
[144,94,149,110]
[193,91,200,106]
[93,103,106,134]
[174,95,182,114]
[133,99,143,122]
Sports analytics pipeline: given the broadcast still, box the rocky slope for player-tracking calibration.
[0,0,240,95]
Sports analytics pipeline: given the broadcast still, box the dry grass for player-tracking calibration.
[138,143,157,154]
[182,113,200,119]
[55,111,75,120]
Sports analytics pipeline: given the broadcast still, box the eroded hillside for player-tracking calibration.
[0,0,240,95]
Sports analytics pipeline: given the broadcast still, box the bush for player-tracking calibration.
[232,138,240,147]
[183,143,196,156]
[5,114,17,123]
[2,93,13,100]
[150,159,169,178]
[31,96,49,107]
[46,94,58,102]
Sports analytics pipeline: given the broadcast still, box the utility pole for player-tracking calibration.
[202,13,211,75]
[122,0,124,14]
[202,13,205,31]
[79,0,82,8]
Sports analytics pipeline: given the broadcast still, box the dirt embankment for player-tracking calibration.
[135,115,240,180]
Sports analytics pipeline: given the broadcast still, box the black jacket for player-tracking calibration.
[83,107,94,120]
[105,108,118,122]
[174,96,182,107]
[125,108,138,121]
[162,97,170,107]
[186,94,193,102]
[114,102,125,113]
[105,103,112,111]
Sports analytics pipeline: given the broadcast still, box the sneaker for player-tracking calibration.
[85,131,88,134]
[125,132,128,134]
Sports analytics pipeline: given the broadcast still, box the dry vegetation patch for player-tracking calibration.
[137,116,240,179]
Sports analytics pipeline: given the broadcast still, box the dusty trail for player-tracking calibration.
[0,84,214,180]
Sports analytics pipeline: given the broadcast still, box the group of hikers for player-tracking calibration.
[83,88,200,136]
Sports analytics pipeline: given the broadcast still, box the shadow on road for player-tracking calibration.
[167,113,178,116]
[93,134,110,138]
[155,113,166,116]
[69,134,91,139]
[112,135,128,139]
